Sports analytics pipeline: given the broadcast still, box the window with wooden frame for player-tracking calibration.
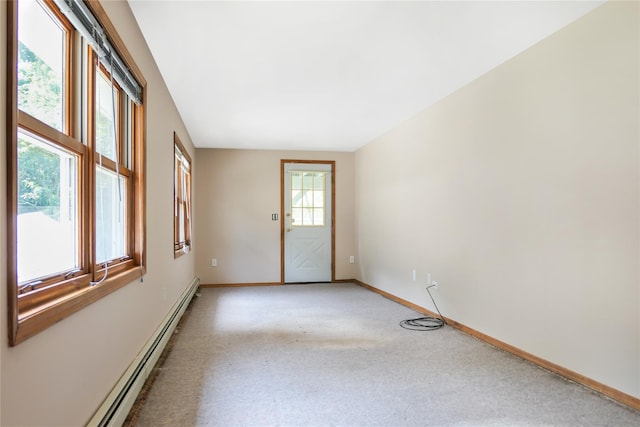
[6,0,146,346]
[174,133,192,257]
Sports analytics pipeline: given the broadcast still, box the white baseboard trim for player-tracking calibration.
[87,276,200,427]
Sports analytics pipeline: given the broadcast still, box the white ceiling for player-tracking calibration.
[127,0,604,152]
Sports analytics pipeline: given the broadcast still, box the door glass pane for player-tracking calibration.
[290,170,326,226]
[17,130,78,283]
[292,190,302,208]
[302,189,312,206]
[291,171,302,190]
[303,172,313,189]
[95,167,127,263]
[95,71,119,161]
[18,0,66,131]
[313,190,325,208]
[302,208,313,225]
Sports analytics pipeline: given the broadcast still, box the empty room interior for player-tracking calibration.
[1,0,639,425]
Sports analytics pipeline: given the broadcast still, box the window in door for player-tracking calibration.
[290,171,326,227]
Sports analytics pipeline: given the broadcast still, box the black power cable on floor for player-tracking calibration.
[400,284,447,331]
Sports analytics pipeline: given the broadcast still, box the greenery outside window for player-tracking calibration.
[174,133,192,257]
[6,0,146,345]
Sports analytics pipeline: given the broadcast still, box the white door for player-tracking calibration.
[283,162,332,283]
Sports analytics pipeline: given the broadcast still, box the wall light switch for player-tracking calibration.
[211,258,217,267]
[349,255,355,264]
[272,213,279,221]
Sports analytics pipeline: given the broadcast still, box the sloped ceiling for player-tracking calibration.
[128,0,604,151]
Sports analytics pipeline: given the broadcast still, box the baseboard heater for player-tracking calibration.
[87,277,201,427]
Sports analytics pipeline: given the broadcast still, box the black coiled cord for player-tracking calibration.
[400,285,447,331]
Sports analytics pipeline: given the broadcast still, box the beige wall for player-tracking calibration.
[355,1,639,398]
[195,149,356,284]
[1,2,197,425]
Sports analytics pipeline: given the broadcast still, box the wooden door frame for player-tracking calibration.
[280,159,336,284]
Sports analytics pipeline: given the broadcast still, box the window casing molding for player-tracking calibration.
[173,132,192,258]
[6,0,147,346]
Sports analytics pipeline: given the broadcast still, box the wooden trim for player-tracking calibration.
[330,162,336,282]
[173,132,192,164]
[352,279,640,411]
[200,282,283,288]
[446,318,640,411]
[353,280,428,314]
[14,267,143,345]
[18,274,91,313]
[133,96,146,272]
[18,111,87,156]
[87,47,98,279]
[93,155,132,177]
[280,160,336,284]
[280,161,285,283]
[6,0,19,346]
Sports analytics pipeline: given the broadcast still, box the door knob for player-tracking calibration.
[286,228,292,232]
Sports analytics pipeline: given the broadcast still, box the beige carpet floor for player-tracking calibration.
[126,283,639,426]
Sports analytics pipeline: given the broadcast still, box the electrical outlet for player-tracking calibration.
[211,258,217,267]
[349,255,355,264]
